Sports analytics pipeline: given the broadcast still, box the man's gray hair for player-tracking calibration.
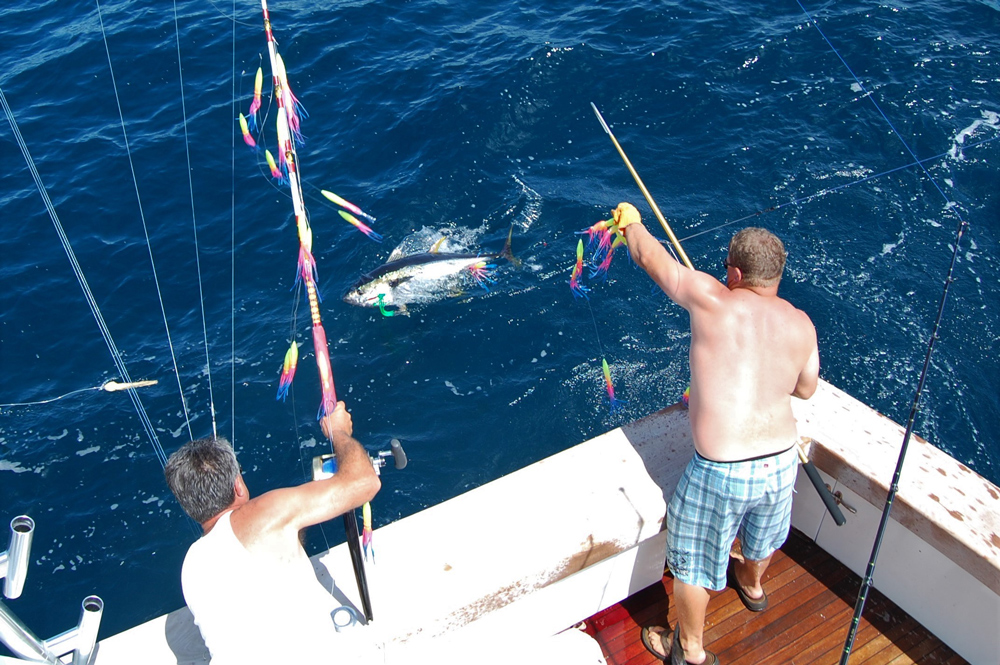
[728,227,787,287]
[165,437,240,524]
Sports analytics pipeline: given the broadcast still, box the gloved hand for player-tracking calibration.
[612,202,641,236]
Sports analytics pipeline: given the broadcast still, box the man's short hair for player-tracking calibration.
[165,437,239,524]
[728,227,787,287]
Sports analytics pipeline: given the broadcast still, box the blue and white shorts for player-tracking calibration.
[665,446,798,591]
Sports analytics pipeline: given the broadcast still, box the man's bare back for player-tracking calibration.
[618,207,819,461]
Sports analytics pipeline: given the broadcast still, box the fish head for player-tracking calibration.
[343,280,392,308]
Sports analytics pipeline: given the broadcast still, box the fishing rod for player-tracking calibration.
[591,103,846,527]
[253,0,376,622]
[839,219,967,663]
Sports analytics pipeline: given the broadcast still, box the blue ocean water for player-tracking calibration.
[0,0,997,646]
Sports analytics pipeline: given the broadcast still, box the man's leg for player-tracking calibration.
[673,579,711,664]
[731,551,773,602]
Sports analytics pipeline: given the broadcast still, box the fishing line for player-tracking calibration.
[173,0,219,439]
[793,3,973,661]
[204,0,259,28]
[231,0,237,445]
[796,0,968,228]
[0,380,159,410]
[95,0,196,442]
[0,84,169,469]
[678,136,996,245]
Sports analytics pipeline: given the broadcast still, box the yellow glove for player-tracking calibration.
[612,202,641,237]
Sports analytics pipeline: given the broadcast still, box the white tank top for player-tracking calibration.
[181,511,345,664]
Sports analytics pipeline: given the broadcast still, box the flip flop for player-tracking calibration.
[641,625,671,661]
[728,559,768,612]
[670,622,721,665]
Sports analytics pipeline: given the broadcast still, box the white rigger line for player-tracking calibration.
[96,0,195,442]
[230,0,238,445]
[173,0,219,439]
[0,84,168,469]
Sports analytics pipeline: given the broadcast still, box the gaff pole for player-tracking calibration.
[590,103,693,270]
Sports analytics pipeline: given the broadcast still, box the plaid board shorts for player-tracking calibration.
[665,446,798,591]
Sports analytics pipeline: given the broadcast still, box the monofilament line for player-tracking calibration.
[173,0,219,439]
[0,83,168,470]
[96,0,195,442]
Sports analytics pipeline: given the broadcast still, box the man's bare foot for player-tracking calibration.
[641,625,672,660]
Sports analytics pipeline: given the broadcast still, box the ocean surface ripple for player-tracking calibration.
[0,0,997,642]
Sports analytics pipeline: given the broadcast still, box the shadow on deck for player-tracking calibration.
[584,529,968,665]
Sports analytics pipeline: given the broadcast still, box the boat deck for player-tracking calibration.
[584,528,968,665]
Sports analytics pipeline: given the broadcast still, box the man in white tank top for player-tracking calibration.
[165,401,380,664]
[614,203,819,665]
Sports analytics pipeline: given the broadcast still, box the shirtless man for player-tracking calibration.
[614,203,819,665]
[164,401,380,665]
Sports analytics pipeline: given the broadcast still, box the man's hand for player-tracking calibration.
[320,401,353,441]
[612,202,642,236]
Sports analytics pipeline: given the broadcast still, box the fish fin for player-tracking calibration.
[499,223,521,269]
[386,246,408,263]
[430,237,447,254]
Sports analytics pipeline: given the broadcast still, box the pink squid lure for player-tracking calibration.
[569,238,590,299]
[276,341,299,401]
[338,210,383,243]
[238,113,257,150]
[265,150,286,183]
[362,501,374,563]
[321,190,377,224]
[247,66,263,133]
[602,358,626,413]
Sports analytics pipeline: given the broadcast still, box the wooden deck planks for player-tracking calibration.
[584,529,968,665]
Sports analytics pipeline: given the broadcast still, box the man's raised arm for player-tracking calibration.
[244,402,381,538]
[615,202,721,311]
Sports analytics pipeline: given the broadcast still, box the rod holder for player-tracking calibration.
[0,598,60,664]
[0,516,34,600]
[43,595,104,665]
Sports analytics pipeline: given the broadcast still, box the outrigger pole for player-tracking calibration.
[590,103,845,527]
[839,219,968,664]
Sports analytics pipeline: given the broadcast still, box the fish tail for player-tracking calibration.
[499,223,521,268]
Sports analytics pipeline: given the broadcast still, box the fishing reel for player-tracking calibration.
[311,438,408,481]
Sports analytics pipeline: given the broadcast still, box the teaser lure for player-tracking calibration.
[602,358,626,413]
[238,113,257,150]
[569,238,590,299]
[276,341,299,401]
[247,66,263,133]
[362,501,374,563]
[265,149,285,183]
[321,189,377,223]
[338,210,383,243]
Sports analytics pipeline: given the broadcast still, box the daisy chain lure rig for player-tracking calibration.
[566,211,630,414]
[237,1,405,622]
